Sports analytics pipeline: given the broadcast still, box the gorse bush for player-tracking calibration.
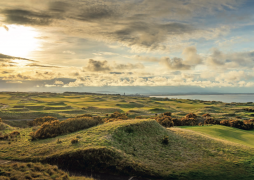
[103,111,128,123]
[162,136,169,145]
[135,116,143,119]
[76,114,93,118]
[0,131,20,140]
[179,117,198,126]
[185,113,197,119]
[156,112,198,127]
[29,116,103,140]
[204,118,220,125]
[28,116,58,126]
[202,113,211,117]
[155,116,174,127]
[9,131,20,137]
[220,119,254,130]
[71,138,79,144]
[163,112,172,116]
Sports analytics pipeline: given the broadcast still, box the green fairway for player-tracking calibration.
[180,125,254,148]
[1,92,254,120]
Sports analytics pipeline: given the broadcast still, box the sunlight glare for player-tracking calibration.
[0,25,40,58]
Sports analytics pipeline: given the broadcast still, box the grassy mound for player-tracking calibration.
[1,120,254,179]
[0,122,14,131]
[0,162,94,180]
[0,162,68,180]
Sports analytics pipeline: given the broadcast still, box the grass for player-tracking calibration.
[1,92,254,120]
[1,119,254,179]
[0,162,95,180]
[180,125,254,148]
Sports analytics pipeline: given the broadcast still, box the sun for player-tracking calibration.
[0,25,40,58]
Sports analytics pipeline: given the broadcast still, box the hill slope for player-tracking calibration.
[1,120,254,179]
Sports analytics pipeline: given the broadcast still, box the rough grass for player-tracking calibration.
[0,162,94,180]
[1,119,254,179]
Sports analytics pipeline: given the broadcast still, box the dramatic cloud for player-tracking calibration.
[0,0,243,52]
[1,0,254,92]
[0,53,36,62]
[83,59,144,72]
[135,46,202,70]
[1,9,54,26]
[83,59,111,72]
[205,49,254,69]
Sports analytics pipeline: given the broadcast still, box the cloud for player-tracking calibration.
[1,9,54,26]
[93,52,118,56]
[114,62,144,70]
[83,59,144,72]
[135,46,202,70]
[0,24,9,31]
[1,71,12,74]
[26,63,60,68]
[63,50,75,54]
[0,0,245,52]
[161,57,191,70]
[182,46,203,66]
[205,48,254,69]
[83,59,111,72]
[6,80,22,84]
[54,80,64,85]
[0,53,37,62]
[48,1,70,13]
[73,4,118,22]
[135,55,159,62]
[215,71,250,82]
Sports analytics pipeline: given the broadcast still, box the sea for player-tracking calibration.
[150,94,254,103]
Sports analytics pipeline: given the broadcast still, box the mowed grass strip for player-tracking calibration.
[180,125,254,148]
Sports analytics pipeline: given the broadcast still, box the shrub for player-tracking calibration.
[198,122,204,126]
[204,118,220,125]
[202,113,211,118]
[156,116,174,127]
[71,138,79,144]
[162,136,169,145]
[135,116,142,119]
[28,116,58,126]
[9,131,20,137]
[76,114,93,118]
[30,116,103,140]
[220,119,254,130]
[0,131,20,141]
[185,113,197,119]
[103,111,128,123]
[179,117,198,126]
[163,112,171,116]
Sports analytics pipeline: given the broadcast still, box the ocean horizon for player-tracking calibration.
[151,94,254,103]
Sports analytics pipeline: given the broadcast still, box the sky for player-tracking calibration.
[0,0,254,94]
